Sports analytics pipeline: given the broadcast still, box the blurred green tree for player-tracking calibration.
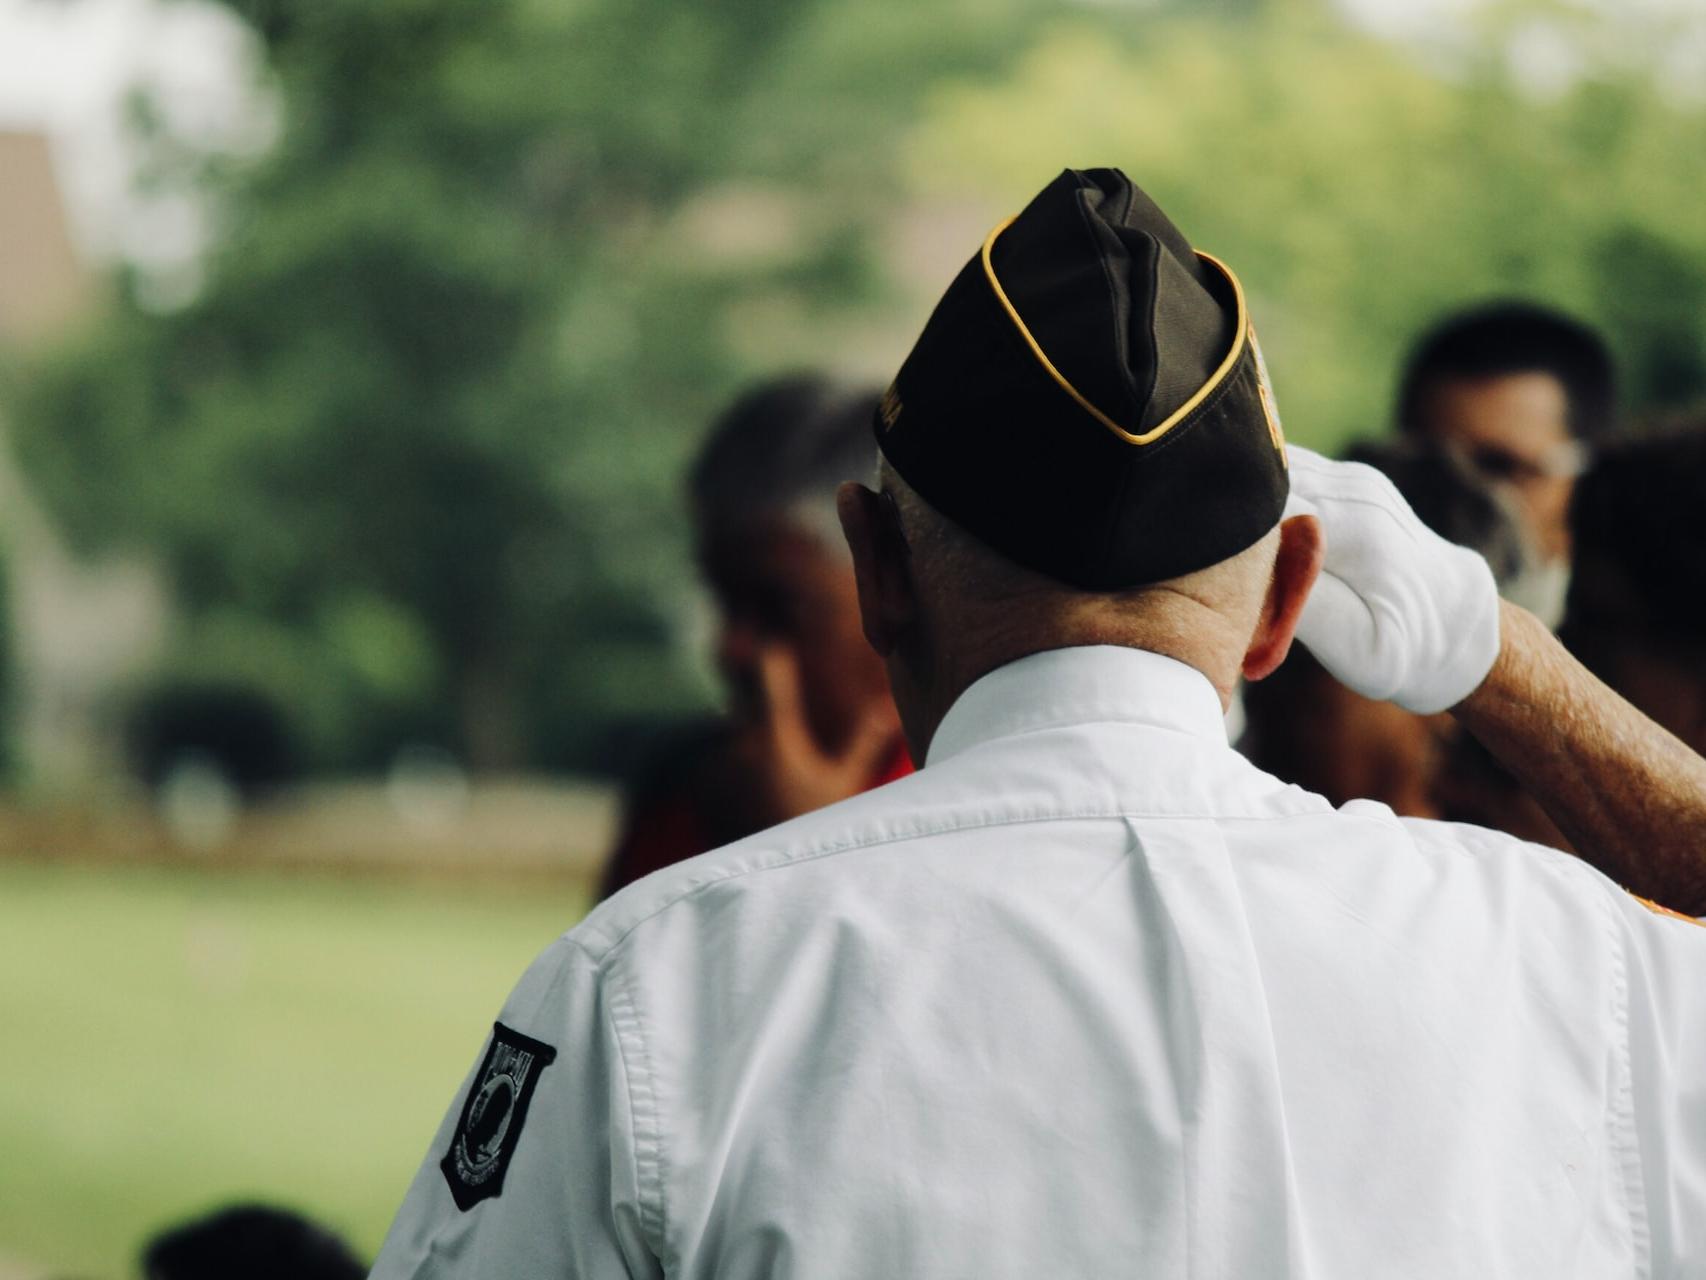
[903,1,1706,452]
[12,0,1048,773]
[13,0,1706,777]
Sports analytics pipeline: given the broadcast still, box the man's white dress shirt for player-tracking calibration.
[373,646,1706,1279]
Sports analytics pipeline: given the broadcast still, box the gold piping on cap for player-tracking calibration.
[979,215,1251,447]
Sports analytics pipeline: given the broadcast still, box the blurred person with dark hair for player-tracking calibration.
[376,169,1706,1279]
[1560,424,1706,752]
[140,1203,365,1280]
[1438,426,1706,848]
[1397,301,1617,623]
[597,377,909,899]
[1241,438,1532,815]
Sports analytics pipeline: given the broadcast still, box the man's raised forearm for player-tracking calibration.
[1454,599,1706,916]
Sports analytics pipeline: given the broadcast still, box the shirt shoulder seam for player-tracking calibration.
[579,802,1335,962]
[1602,879,1650,1276]
[603,950,671,1263]
[1545,856,1650,1275]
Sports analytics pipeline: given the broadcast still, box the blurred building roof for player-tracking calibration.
[0,129,94,348]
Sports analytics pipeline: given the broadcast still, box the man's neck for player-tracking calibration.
[900,600,1246,762]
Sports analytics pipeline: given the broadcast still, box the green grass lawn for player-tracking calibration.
[0,861,589,1278]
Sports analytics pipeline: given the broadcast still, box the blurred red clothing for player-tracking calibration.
[597,732,913,901]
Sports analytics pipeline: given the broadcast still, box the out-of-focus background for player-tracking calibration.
[1,0,1704,1273]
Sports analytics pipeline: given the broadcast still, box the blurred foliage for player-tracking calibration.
[9,0,1706,775]
[905,1,1706,452]
[11,0,1052,772]
[0,538,10,776]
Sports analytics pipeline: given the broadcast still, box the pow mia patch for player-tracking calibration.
[441,1022,558,1211]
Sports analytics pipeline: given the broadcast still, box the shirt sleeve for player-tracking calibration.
[1609,890,1706,1274]
[370,937,660,1280]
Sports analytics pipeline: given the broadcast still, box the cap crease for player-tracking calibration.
[980,219,1251,448]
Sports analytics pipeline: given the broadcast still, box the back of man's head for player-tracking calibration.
[856,168,1316,749]
[875,169,1290,594]
[1397,301,1617,446]
[690,376,879,551]
[883,459,1279,671]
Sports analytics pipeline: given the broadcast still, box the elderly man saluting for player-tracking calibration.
[372,169,1706,1278]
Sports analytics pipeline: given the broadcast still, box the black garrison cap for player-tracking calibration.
[875,167,1289,589]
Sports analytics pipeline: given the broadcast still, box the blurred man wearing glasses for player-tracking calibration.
[1396,300,1618,624]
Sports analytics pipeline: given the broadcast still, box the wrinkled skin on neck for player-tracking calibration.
[836,479,1323,763]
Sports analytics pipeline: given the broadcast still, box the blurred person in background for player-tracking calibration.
[1441,424,1706,845]
[597,377,910,899]
[1560,425,1706,754]
[1240,438,1532,816]
[140,1203,365,1280]
[1397,300,1618,624]
[374,169,1706,1279]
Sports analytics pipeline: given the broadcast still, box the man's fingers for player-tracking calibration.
[836,700,900,774]
[1294,570,1388,690]
[755,644,816,759]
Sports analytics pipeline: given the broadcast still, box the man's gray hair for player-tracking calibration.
[881,455,1284,659]
[690,376,881,550]
[881,458,1059,605]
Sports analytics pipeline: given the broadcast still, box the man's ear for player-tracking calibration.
[1242,513,1325,682]
[837,482,917,658]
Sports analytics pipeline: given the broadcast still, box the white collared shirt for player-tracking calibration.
[373,646,1706,1279]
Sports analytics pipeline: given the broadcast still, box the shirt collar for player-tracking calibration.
[926,645,1229,767]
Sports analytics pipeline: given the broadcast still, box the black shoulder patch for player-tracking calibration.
[440,1022,558,1211]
